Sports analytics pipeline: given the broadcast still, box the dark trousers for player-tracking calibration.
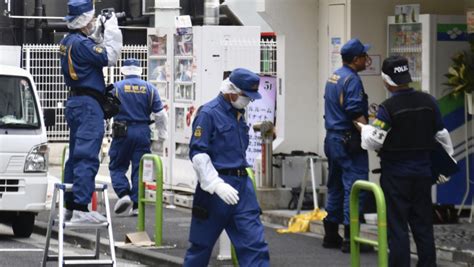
[380,172,436,267]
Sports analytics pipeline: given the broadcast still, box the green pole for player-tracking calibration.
[137,154,163,246]
[349,180,388,267]
[230,168,258,266]
[61,145,69,183]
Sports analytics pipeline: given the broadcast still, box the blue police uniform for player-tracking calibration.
[60,9,109,208]
[324,64,369,226]
[108,74,163,205]
[183,94,270,267]
[375,88,443,267]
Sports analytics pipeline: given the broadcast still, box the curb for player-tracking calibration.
[261,211,474,266]
[34,221,183,266]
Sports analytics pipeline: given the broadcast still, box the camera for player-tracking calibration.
[100,8,126,20]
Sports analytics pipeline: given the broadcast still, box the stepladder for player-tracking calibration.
[41,183,116,266]
[296,156,327,214]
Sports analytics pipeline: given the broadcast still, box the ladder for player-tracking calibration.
[41,183,116,266]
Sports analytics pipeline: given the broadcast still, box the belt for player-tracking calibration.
[69,87,105,103]
[115,120,150,126]
[217,168,248,177]
[327,129,351,135]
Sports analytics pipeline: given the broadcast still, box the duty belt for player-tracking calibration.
[217,168,248,177]
[114,120,152,126]
[69,87,105,104]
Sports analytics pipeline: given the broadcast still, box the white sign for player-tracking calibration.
[142,159,154,182]
[330,37,342,73]
[360,55,381,76]
[246,76,277,167]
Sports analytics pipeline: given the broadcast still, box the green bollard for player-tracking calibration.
[137,154,163,247]
[230,168,258,266]
[350,180,388,267]
[61,145,69,183]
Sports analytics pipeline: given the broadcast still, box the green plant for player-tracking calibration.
[444,41,474,95]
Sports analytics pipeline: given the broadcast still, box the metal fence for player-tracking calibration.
[23,39,277,141]
[260,39,277,76]
[22,44,148,141]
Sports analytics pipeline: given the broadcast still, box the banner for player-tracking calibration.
[246,76,277,167]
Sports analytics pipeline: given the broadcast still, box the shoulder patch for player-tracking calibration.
[59,44,67,56]
[194,126,202,138]
[93,45,104,54]
[328,74,340,84]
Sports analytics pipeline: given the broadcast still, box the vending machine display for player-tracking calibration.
[388,22,422,90]
[147,26,260,192]
[388,15,472,205]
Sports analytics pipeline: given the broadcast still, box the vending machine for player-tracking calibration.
[147,26,260,193]
[387,14,473,205]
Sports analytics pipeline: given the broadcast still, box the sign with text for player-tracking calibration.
[246,76,277,168]
[142,159,154,182]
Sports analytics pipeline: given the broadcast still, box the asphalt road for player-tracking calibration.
[0,224,142,267]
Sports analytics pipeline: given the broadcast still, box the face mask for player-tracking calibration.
[231,95,251,109]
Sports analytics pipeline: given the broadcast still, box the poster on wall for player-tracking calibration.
[246,76,277,168]
[330,37,342,73]
[360,54,381,76]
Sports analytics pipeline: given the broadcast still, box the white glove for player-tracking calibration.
[154,109,168,141]
[214,182,239,205]
[89,16,104,43]
[102,13,123,66]
[435,128,454,156]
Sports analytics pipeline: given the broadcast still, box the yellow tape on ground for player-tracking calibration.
[277,208,327,234]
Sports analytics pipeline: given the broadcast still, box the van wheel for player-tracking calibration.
[12,212,35,238]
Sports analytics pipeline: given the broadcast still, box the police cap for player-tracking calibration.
[229,68,261,100]
[65,0,94,22]
[382,55,412,85]
[340,38,371,61]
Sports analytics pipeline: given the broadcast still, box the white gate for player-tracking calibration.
[22,44,148,142]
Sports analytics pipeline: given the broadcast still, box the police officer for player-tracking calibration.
[322,38,371,252]
[360,55,453,267]
[108,58,167,216]
[183,68,270,267]
[60,0,122,223]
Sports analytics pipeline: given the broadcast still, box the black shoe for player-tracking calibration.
[322,219,343,249]
[322,234,343,248]
[341,225,374,253]
[341,239,350,253]
[341,239,374,253]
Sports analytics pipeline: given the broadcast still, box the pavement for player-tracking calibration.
[0,224,142,267]
[35,163,474,266]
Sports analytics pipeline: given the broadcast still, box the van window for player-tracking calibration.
[0,75,40,129]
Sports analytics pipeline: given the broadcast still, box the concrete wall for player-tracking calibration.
[226,0,272,32]
[259,0,320,154]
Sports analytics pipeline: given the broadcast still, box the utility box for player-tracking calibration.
[273,153,328,207]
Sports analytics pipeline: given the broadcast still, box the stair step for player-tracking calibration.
[64,259,114,266]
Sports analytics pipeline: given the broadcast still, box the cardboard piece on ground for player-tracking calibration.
[125,232,155,247]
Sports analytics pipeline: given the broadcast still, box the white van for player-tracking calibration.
[0,64,54,237]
